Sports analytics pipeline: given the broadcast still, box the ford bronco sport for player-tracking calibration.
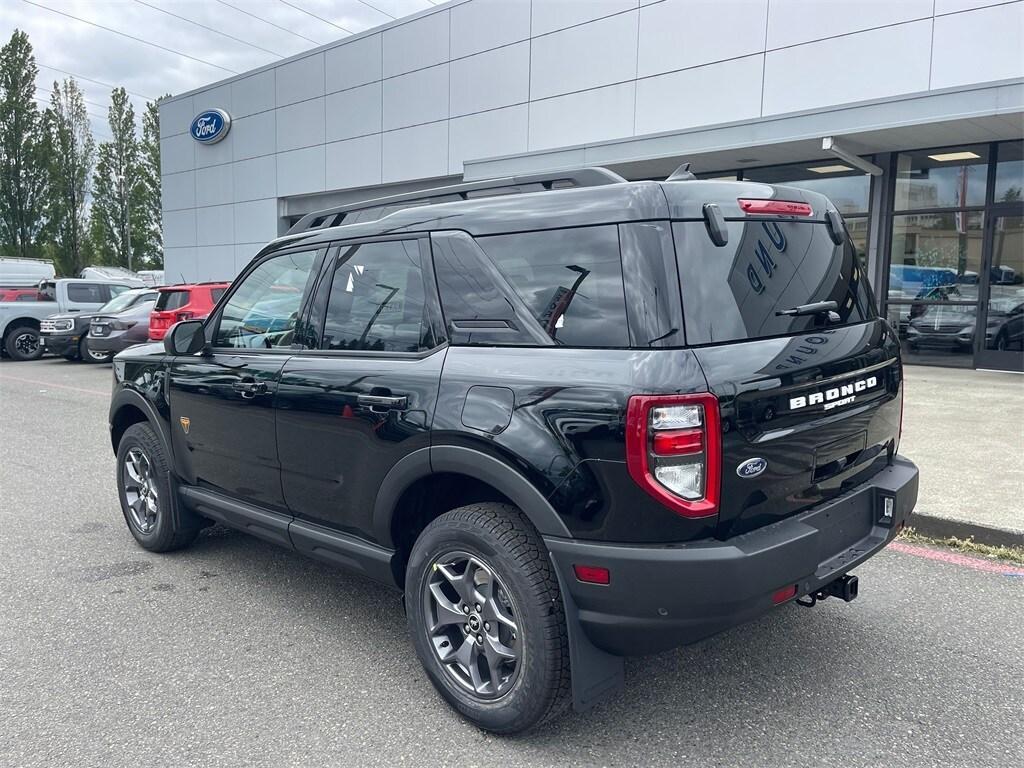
[107,167,919,734]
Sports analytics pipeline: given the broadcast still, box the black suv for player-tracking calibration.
[108,167,918,733]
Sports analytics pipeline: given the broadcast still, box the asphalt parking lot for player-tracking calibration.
[1,357,1022,768]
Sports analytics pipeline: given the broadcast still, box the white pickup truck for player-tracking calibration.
[0,278,140,361]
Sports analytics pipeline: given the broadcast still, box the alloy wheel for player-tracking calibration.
[423,552,522,699]
[14,332,38,356]
[122,447,159,534]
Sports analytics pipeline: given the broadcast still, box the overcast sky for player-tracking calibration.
[3,0,439,141]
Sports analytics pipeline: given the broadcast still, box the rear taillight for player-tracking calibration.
[625,393,721,518]
[175,311,195,322]
[738,198,813,216]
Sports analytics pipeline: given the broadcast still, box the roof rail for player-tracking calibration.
[287,167,626,235]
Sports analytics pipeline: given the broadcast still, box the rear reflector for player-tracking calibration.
[653,428,703,456]
[772,584,798,604]
[738,199,813,217]
[573,564,610,585]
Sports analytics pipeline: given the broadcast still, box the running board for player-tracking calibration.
[178,486,396,586]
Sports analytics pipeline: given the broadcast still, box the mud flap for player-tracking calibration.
[550,553,624,712]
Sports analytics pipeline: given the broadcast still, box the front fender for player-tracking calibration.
[109,375,172,459]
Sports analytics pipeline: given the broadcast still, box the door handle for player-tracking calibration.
[357,393,407,411]
[232,380,270,399]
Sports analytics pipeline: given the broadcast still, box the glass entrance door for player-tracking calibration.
[976,212,1024,372]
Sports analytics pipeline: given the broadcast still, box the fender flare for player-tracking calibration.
[109,387,172,458]
[372,445,572,547]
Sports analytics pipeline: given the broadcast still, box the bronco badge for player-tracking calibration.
[179,417,190,434]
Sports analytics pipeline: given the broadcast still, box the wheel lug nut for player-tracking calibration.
[484,622,490,631]
[474,603,481,612]
[464,624,470,633]
[462,605,470,614]
[475,634,483,644]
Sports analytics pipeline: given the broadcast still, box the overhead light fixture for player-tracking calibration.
[807,164,853,174]
[927,151,981,162]
[821,137,883,176]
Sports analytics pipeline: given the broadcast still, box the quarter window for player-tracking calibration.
[214,250,317,349]
[321,240,436,353]
[475,226,629,348]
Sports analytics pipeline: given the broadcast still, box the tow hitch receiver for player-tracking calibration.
[796,574,859,608]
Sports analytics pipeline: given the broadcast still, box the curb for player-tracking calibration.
[909,512,1024,550]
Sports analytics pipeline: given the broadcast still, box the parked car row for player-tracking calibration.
[0,277,230,363]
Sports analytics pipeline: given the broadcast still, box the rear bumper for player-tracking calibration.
[546,455,919,656]
[87,333,133,354]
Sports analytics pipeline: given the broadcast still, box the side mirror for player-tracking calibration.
[164,320,207,356]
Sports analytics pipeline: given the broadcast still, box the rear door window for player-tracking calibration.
[475,226,629,347]
[320,240,437,353]
[673,220,876,345]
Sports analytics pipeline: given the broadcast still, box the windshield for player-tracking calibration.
[674,220,877,344]
[97,290,143,314]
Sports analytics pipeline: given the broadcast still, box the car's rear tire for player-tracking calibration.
[405,503,571,734]
[79,336,111,364]
[4,325,42,361]
[116,423,200,552]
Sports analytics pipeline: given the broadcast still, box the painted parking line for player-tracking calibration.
[0,374,108,397]
[890,540,1024,577]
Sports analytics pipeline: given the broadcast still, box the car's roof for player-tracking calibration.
[262,179,838,257]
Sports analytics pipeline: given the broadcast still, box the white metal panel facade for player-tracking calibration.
[160,0,1024,281]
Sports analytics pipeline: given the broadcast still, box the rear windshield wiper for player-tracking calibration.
[775,300,840,320]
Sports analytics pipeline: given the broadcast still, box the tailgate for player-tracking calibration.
[694,320,903,537]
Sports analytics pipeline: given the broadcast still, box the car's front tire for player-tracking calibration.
[4,325,42,361]
[405,503,571,734]
[116,423,200,552]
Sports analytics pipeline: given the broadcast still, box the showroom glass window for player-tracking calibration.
[886,145,991,368]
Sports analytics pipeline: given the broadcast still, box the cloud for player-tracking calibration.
[4,0,437,140]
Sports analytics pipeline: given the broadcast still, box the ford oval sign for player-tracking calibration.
[737,457,767,478]
[190,109,231,144]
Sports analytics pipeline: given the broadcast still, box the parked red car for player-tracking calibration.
[148,282,229,341]
[0,288,42,302]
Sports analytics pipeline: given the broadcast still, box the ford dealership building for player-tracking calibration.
[159,0,1023,371]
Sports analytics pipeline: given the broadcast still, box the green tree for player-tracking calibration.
[136,98,166,268]
[89,87,146,269]
[0,30,48,259]
[42,78,94,276]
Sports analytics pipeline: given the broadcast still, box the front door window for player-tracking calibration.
[214,250,317,349]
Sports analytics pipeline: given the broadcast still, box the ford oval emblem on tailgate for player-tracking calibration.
[737,457,767,478]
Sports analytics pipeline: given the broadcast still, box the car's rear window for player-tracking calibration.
[673,220,876,345]
[156,289,190,311]
[210,287,227,303]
